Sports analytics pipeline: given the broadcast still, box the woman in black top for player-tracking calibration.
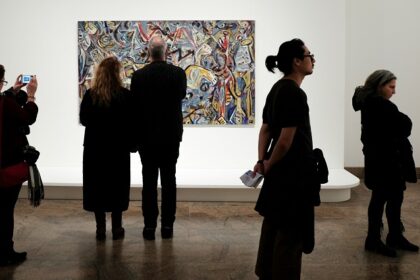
[353,69,418,257]
[80,57,133,240]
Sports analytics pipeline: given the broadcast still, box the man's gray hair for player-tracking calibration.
[148,36,167,61]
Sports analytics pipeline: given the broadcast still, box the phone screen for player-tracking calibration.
[21,75,32,84]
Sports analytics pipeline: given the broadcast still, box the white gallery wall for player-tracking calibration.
[1,0,346,186]
[345,0,420,167]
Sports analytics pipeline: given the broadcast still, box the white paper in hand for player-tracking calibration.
[240,170,263,188]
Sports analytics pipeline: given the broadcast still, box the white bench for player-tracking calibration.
[21,167,359,202]
[318,169,360,202]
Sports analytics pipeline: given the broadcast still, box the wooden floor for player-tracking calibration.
[1,182,420,280]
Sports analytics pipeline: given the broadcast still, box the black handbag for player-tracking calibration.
[313,148,329,184]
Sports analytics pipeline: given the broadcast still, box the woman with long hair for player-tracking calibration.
[80,56,133,240]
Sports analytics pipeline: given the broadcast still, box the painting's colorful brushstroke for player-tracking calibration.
[78,21,255,125]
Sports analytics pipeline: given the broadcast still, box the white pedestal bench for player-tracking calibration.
[21,167,359,203]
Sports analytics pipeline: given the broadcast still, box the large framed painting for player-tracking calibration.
[78,20,255,125]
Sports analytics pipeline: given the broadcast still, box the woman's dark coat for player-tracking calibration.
[353,92,416,190]
[80,88,133,212]
[0,90,38,168]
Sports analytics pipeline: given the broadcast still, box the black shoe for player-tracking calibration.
[143,227,156,240]
[386,234,419,252]
[112,227,125,240]
[161,226,173,239]
[365,238,397,257]
[96,228,106,241]
[0,250,27,266]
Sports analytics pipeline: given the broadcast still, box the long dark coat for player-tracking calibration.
[356,95,415,190]
[0,89,38,168]
[80,88,133,212]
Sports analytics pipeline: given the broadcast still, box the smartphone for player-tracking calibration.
[21,75,33,84]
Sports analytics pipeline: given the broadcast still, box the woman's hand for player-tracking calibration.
[26,75,38,97]
[12,74,25,92]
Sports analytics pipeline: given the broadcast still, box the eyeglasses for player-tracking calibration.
[303,53,315,61]
[1,80,8,86]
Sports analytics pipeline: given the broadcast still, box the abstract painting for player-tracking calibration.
[78,20,255,125]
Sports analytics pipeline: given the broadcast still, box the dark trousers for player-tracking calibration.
[0,184,22,254]
[139,141,180,228]
[255,217,303,280]
[367,189,404,240]
[94,211,122,229]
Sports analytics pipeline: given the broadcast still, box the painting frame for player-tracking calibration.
[78,20,255,125]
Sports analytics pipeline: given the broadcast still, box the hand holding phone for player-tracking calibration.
[26,75,38,97]
[13,74,34,92]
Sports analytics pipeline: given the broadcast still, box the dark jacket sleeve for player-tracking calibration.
[177,67,187,100]
[397,111,412,138]
[362,96,414,188]
[1,95,38,166]
[362,97,401,149]
[79,89,111,127]
[400,138,417,183]
[129,71,145,146]
[3,93,38,126]
[79,90,95,127]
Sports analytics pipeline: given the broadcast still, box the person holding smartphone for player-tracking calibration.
[0,65,38,266]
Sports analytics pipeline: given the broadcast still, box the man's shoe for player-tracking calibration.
[112,227,125,240]
[143,227,156,240]
[365,238,397,257]
[161,226,173,239]
[0,250,27,266]
[386,234,419,252]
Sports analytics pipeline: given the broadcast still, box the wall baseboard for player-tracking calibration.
[344,167,363,178]
[344,167,420,179]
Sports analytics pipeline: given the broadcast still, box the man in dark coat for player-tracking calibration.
[131,35,187,240]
